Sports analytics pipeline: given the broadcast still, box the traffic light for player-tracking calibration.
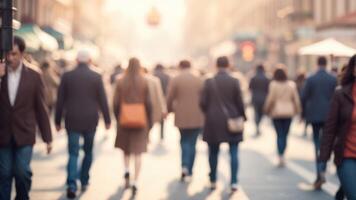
[240,41,256,62]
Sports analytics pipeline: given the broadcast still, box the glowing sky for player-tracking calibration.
[103,0,187,66]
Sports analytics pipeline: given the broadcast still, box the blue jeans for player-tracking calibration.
[179,129,200,175]
[0,144,33,200]
[311,123,327,176]
[337,159,356,200]
[208,143,239,184]
[273,118,292,156]
[67,131,95,191]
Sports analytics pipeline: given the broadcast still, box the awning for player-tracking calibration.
[42,26,73,50]
[15,24,59,52]
[298,38,356,57]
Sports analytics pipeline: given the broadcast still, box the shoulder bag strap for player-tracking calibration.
[211,78,230,118]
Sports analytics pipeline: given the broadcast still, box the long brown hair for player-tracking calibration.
[121,58,146,101]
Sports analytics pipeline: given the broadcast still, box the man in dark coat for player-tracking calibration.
[55,50,111,199]
[0,36,53,200]
[301,56,337,190]
[200,56,246,192]
[249,64,270,137]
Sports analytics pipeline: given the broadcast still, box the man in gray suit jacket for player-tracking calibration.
[55,50,111,199]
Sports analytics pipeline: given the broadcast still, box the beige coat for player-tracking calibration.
[264,80,301,118]
[145,74,167,123]
[167,69,204,129]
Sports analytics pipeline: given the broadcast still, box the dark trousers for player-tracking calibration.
[0,143,33,200]
[253,104,264,134]
[179,129,200,175]
[160,119,165,140]
[208,143,239,184]
[67,130,95,192]
[272,118,292,156]
[311,123,327,176]
[337,159,356,200]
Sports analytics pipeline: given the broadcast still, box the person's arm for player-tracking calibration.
[301,78,311,117]
[263,82,275,115]
[97,76,111,129]
[166,78,177,113]
[235,80,246,120]
[113,81,121,120]
[155,79,167,115]
[54,74,66,130]
[199,79,209,113]
[319,91,341,162]
[34,73,53,145]
[292,83,302,115]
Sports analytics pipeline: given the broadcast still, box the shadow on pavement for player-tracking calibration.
[108,186,126,200]
[165,179,211,200]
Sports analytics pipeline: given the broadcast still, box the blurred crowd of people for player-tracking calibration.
[0,36,356,200]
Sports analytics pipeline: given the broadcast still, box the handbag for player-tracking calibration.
[119,103,147,128]
[118,84,148,129]
[211,78,244,134]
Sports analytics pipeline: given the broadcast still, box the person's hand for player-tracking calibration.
[105,123,111,130]
[56,125,61,132]
[46,142,52,155]
[0,62,5,78]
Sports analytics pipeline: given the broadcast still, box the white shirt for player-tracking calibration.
[7,63,23,106]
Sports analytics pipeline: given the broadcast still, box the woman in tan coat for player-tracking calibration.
[264,66,301,167]
[113,58,152,195]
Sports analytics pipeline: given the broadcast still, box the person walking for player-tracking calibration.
[264,66,301,167]
[113,58,152,196]
[320,55,356,200]
[55,50,111,199]
[167,60,204,181]
[301,56,337,189]
[295,69,309,137]
[144,68,167,139]
[154,64,170,141]
[40,60,60,113]
[249,64,270,137]
[200,56,246,192]
[0,36,53,200]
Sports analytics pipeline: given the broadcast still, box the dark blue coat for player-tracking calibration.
[249,71,270,107]
[301,69,337,123]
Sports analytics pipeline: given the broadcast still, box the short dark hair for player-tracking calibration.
[216,56,229,68]
[273,65,288,81]
[179,60,191,69]
[317,56,327,67]
[256,64,265,72]
[14,36,26,53]
[155,64,164,70]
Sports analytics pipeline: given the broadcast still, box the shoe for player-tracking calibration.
[124,172,130,189]
[181,168,188,182]
[66,188,76,199]
[277,157,285,168]
[210,182,217,190]
[313,175,326,190]
[81,185,88,192]
[231,184,238,193]
[131,185,137,196]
